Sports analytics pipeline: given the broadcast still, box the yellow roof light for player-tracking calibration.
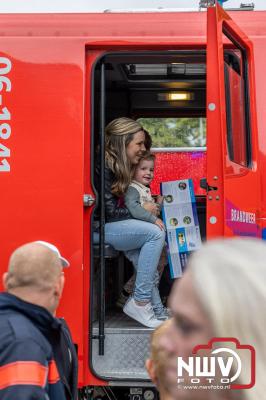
[169,92,193,101]
[158,92,194,101]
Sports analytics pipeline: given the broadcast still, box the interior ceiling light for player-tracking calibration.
[158,92,194,101]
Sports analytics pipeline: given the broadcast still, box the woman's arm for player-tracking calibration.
[104,168,131,221]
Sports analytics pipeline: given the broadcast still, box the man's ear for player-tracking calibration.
[145,359,157,385]
[2,272,8,290]
[54,273,65,299]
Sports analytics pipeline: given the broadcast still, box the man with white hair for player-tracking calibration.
[0,241,78,400]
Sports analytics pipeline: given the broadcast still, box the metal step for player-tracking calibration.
[92,311,153,381]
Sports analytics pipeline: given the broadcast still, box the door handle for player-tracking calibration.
[200,178,218,192]
[83,194,96,207]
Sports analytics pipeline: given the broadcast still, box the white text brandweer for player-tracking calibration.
[231,209,256,224]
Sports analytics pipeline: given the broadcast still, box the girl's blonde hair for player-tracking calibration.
[105,117,143,196]
[139,153,156,163]
[189,238,266,400]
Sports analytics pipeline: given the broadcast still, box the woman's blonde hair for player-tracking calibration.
[188,238,266,400]
[105,117,143,196]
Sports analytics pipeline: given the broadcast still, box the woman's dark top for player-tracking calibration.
[95,163,131,223]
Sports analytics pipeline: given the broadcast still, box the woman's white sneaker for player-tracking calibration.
[123,297,162,328]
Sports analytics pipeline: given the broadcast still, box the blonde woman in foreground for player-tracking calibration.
[152,238,266,400]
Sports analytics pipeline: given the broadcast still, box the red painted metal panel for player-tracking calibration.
[207,3,260,239]
[206,5,226,238]
[151,151,206,196]
[0,11,265,40]
[83,50,107,387]
[0,5,265,389]
[0,39,85,384]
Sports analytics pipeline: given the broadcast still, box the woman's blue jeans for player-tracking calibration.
[105,219,165,307]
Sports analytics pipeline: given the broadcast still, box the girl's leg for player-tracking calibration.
[153,247,171,319]
[115,249,139,307]
[157,246,168,278]
[125,248,166,314]
[123,273,137,295]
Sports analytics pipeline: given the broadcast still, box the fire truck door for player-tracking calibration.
[206,2,260,239]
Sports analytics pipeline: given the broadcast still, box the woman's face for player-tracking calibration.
[157,270,216,400]
[126,130,146,165]
[168,270,213,360]
[152,270,246,400]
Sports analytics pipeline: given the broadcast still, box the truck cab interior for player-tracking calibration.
[91,51,207,381]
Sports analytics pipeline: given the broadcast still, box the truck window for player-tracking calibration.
[137,117,206,196]
[224,31,251,167]
[137,117,206,148]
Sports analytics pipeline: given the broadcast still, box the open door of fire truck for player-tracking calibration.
[206,1,261,239]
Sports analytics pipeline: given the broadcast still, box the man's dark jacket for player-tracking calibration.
[0,292,78,400]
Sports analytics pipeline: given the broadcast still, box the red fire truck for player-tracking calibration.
[1,1,266,399]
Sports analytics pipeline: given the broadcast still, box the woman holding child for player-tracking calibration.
[99,117,167,328]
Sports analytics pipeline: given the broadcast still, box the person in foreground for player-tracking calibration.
[146,320,176,400]
[0,241,78,400]
[155,238,266,400]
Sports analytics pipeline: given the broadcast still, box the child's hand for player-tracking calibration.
[156,195,164,205]
[143,202,160,216]
[155,218,165,231]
